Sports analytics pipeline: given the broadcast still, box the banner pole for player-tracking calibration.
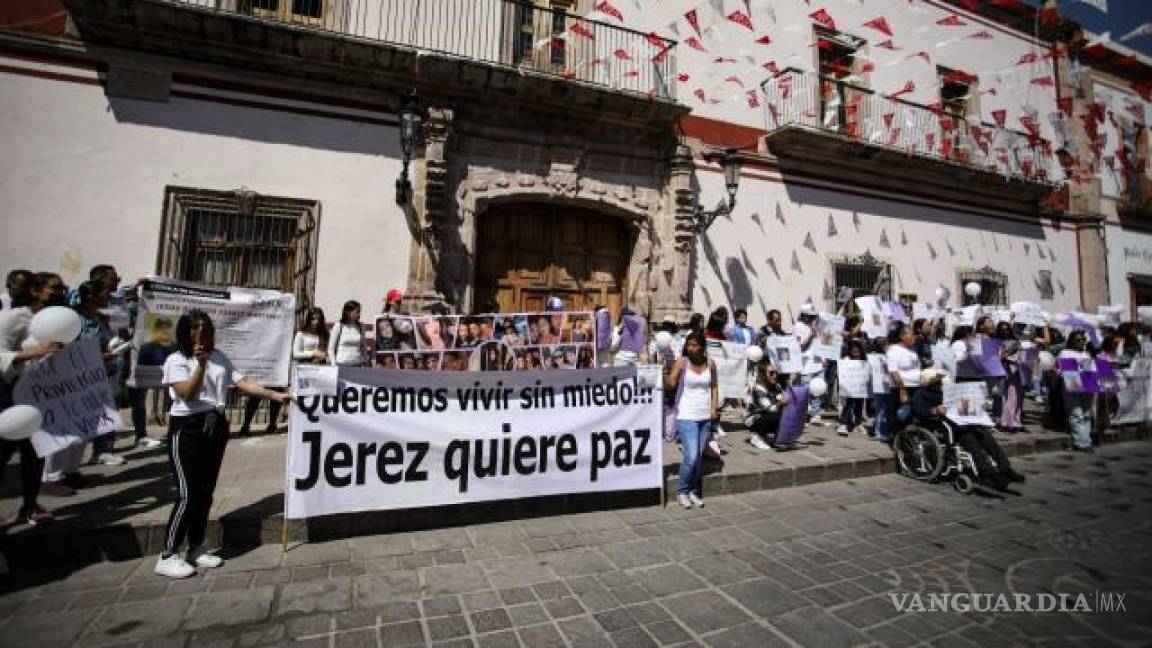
[281,517,289,553]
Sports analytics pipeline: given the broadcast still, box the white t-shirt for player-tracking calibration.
[886,344,921,388]
[792,321,824,375]
[293,331,323,362]
[163,351,244,416]
[328,323,365,366]
[677,362,713,421]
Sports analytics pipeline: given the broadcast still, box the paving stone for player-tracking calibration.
[720,578,809,617]
[498,587,535,606]
[461,591,503,612]
[483,558,556,589]
[1,609,96,647]
[119,583,169,603]
[352,572,419,608]
[515,622,565,646]
[186,586,275,630]
[608,625,658,648]
[427,615,471,641]
[471,608,513,633]
[703,622,791,647]
[594,607,640,633]
[425,564,491,595]
[631,565,708,598]
[432,638,476,648]
[831,595,897,629]
[624,602,671,625]
[506,603,548,627]
[379,620,427,646]
[284,613,333,636]
[543,597,585,619]
[421,597,462,618]
[85,598,190,645]
[556,615,611,644]
[600,542,672,570]
[645,620,691,645]
[334,627,379,647]
[334,609,379,631]
[277,579,352,616]
[209,572,255,592]
[475,629,522,648]
[768,606,870,647]
[682,553,753,586]
[660,590,752,635]
[545,549,615,577]
[531,581,570,601]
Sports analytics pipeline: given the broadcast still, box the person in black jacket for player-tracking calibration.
[912,369,1025,491]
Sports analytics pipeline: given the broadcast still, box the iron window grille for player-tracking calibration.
[830,251,892,313]
[959,266,1008,306]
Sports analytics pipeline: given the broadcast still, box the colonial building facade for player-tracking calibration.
[0,0,1145,325]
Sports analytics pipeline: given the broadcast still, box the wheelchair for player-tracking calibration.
[893,420,982,494]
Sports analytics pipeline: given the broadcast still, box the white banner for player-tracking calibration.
[1011,301,1046,327]
[812,313,844,361]
[767,335,802,374]
[707,340,749,400]
[838,359,871,399]
[867,353,891,394]
[285,366,663,519]
[132,278,295,388]
[944,381,994,427]
[856,296,888,338]
[14,338,124,457]
[1112,359,1152,425]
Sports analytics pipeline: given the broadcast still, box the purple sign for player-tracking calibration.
[957,339,1006,378]
[774,386,808,447]
[1058,356,1121,394]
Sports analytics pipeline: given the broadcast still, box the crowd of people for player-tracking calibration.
[1,265,1146,570]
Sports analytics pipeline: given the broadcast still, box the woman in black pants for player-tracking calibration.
[155,310,291,579]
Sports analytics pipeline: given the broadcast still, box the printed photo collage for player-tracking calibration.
[372,312,596,371]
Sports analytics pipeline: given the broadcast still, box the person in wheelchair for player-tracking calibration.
[912,368,1026,491]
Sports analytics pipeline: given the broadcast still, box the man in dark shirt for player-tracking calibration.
[912,369,1025,491]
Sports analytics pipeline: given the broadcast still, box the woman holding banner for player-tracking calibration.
[1059,330,1095,453]
[155,310,293,579]
[328,301,367,368]
[665,332,719,509]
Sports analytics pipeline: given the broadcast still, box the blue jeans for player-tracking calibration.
[840,398,865,428]
[676,419,713,496]
[872,393,894,440]
[1066,393,1093,449]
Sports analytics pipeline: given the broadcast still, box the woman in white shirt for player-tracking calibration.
[328,300,367,367]
[293,307,329,364]
[1058,329,1094,452]
[156,310,291,579]
[665,332,718,509]
[886,322,921,426]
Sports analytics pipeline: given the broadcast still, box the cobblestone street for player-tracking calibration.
[1,442,1150,647]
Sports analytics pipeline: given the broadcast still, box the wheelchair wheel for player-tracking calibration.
[895,426,945,482]
[954,473,975,494]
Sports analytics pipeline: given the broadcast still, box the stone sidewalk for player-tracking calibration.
[0,443,1149,647]
[0,405,1125,567]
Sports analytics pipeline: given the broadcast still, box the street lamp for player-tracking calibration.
[694,148,742,233]
[396,89,425,206]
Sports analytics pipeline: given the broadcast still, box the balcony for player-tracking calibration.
[760,68,1059,215]
[61,0,676,101]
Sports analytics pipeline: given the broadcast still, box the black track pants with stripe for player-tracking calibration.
[164,411,229,556]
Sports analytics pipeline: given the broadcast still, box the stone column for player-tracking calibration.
[650,144,696,323]
[405,106,460,312]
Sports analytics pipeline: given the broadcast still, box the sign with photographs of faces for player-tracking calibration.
[372,312,596,371]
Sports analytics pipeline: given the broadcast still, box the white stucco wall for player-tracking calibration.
[1105,224,1152,311]
[0,63,411,320]
[692,166,1081,326]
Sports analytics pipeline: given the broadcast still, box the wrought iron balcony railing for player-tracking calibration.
[761,67,1056,185]
[153,0,676,98]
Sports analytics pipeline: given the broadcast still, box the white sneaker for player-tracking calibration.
[714,424,728,437]
[836,425,849,436]
[191,551,224,569]
[154,554,195,579]
[136,437,163,450]
[749,435,772,450]
[852,426,866,436]
[809,416,825,427]
[688,493,704,508]
[677,493,694,509]
[94,453,126,466]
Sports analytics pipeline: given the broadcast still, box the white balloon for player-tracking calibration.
[745,345,764,363]
[654,331,673,350]
[0,405,42,441]
[934,286,947,300]
[1038,351,1056,371]
[964,282,982,298]
[29,306,81,344]
[20,335,41,350]
[808,377,828,397]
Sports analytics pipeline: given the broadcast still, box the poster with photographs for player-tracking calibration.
[766,335,802,374]
[867,353,892,394]
[372,312,594,371]
[1058,356,1123,394]
[855,296,888,339]
[812,313,845,361]
[944,381,994,427]
[837,359,871,399]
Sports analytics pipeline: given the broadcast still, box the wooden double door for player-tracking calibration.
[475,204,631,319]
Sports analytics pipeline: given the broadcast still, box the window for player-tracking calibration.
[1037,270,1054,300]
[815,27,866,135]
[157,187,320,316]
[898,293,918,318]
[937,66,977,162]
[243,0,327,25]
[831,252,891,313]
[959,267,1008,307]
[512,1,571,70]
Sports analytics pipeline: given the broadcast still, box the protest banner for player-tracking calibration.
[952,305,981,327]
[931,342,957,378]
[374,312,596,371]
[837,359,871,399]
[943,381,994,427]
[1097,305,1124,327]
[812,313,844,361]
[884,301,908,324]
[1057,356,1121,394]
[706,340,750,400]
[867,353,891,394]
[913,302,944,321]
[855,296,888,338]
[285,366,662,519]
[1011,302,1046,327]
[836,286,854,304]
[132,278,295,388]
[767,335,801,374]
[14,338,124,458]
[1113,359,1151,425]
[957,338,1006,378]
